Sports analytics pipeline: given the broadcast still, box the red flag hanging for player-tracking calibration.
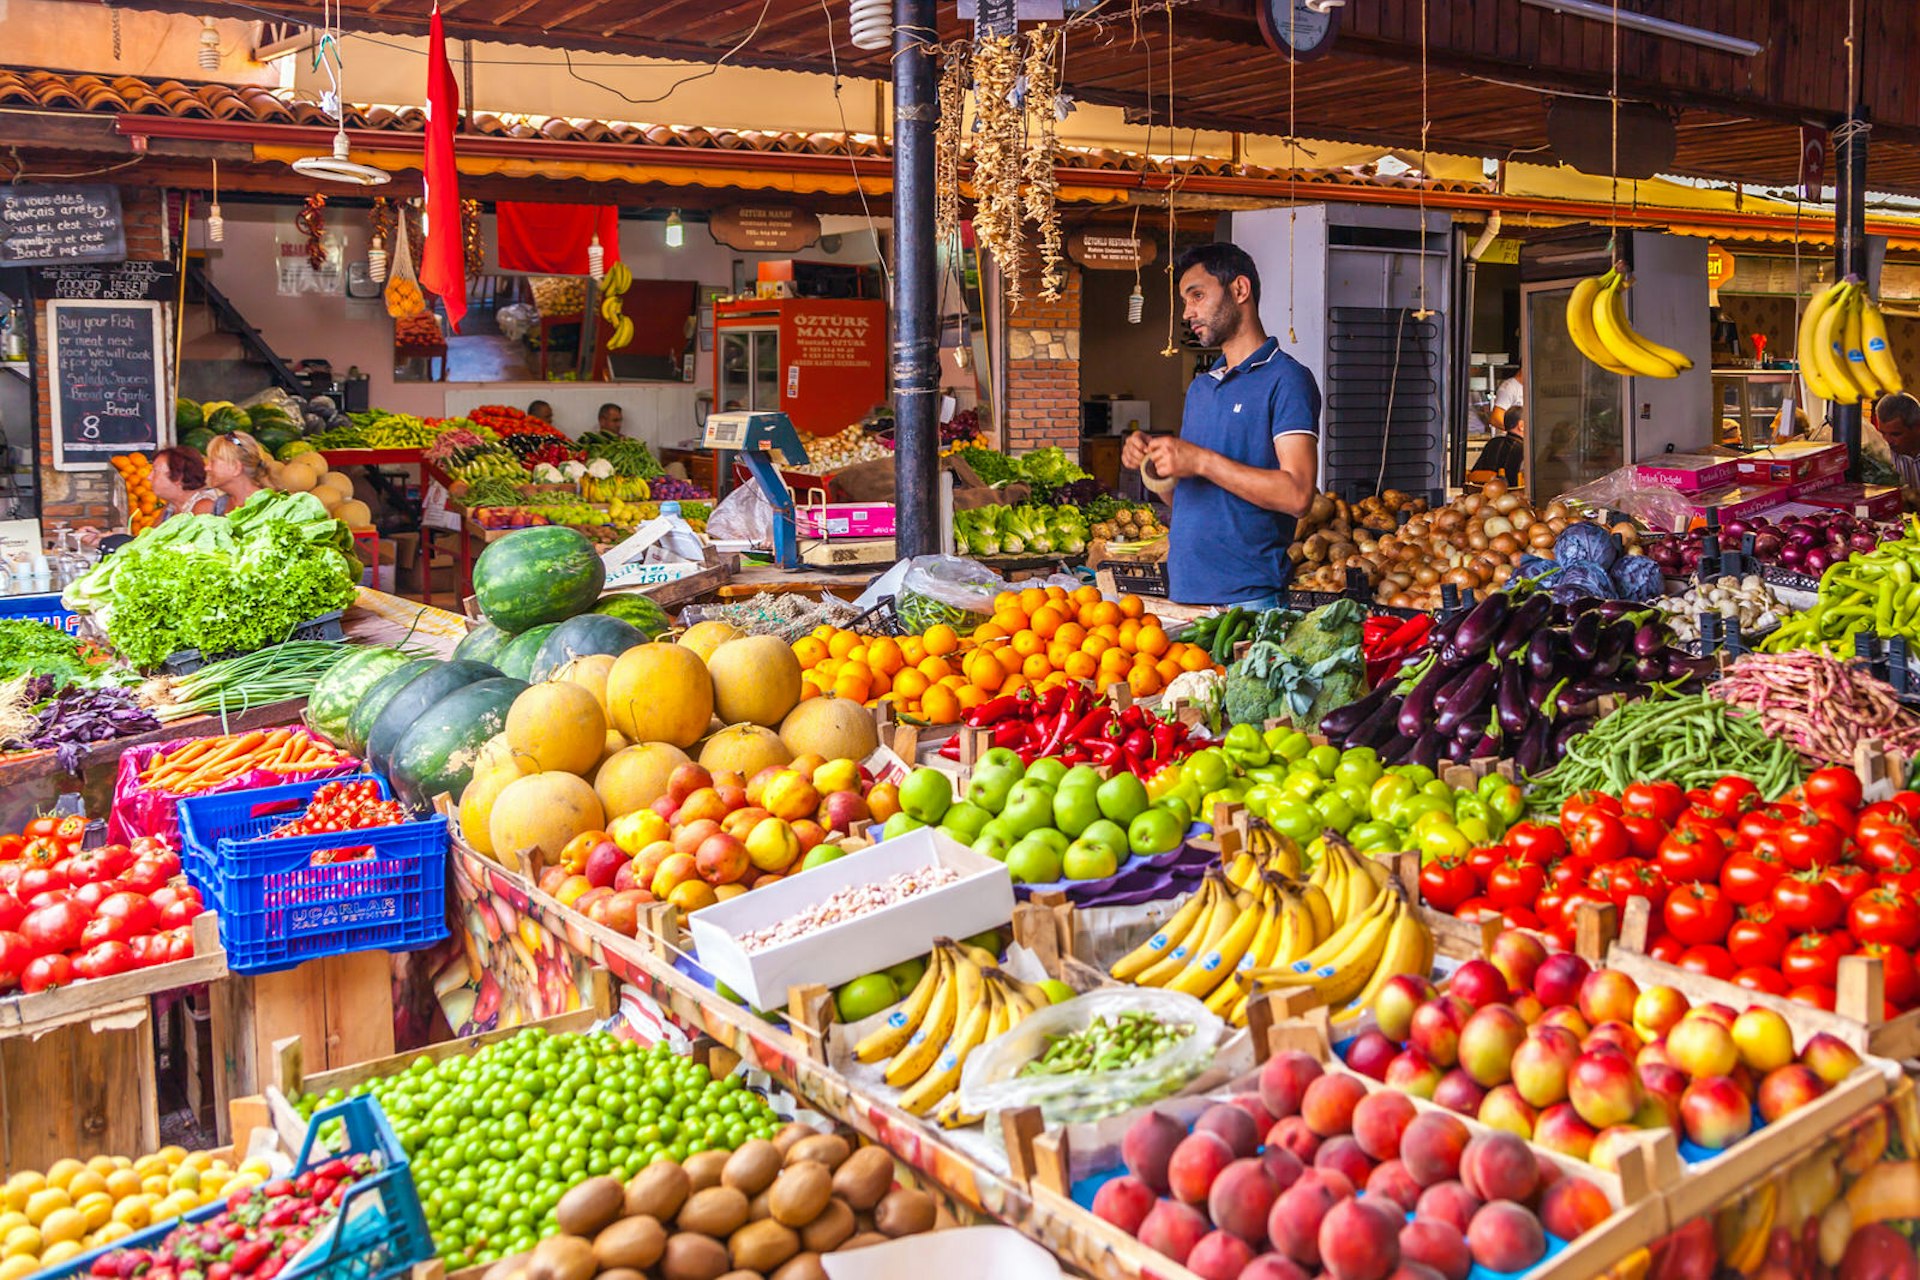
[420,3,467,334]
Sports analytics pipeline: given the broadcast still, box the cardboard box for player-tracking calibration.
[687,828,1014,1009]
[1677,484,1795,527]
[1635,453,1738,493]
[1794,481,1904,521]
[1733,441,1848,485]
[795,502,897,540]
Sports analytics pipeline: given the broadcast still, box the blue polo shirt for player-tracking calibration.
[1167,336,1320,605]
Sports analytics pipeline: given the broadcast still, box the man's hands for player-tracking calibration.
[1122,432,1207,478]
[1121,430,1150,469]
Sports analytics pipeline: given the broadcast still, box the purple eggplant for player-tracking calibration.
[1444,592,1511,663]
[1590,598,1637,620]
[1471,731,1502,758]
[1402,663,1470,737]
[1626,654,1665,682]
[1514,717,1551,776]
[1445,734,1476,763]
[1410,729,1443,771]
[1381,732,1417,765]
[1494,593,1553,659]
[1435,661,1500,736]
[1632,621,1673,657]
[1321,679,1395,741]
[1568,612,1604,662]
[1552,716,1594,755]
[1526,631,1560,682]
[1666,652,1718,681]
[1340,694,1401,751]
[1591,623,1630,678]
[1496,661,1532,738]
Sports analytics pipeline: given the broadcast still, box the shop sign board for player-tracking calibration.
[30,261,176,303]
[46,299,167,470]
[1706,244,1737,291]
[1067,229,1157,271]
[0,185,125,266]
[708,206,821,254]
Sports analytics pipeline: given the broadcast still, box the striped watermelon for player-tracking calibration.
[308,647,411,747]
[496,624,560,682]
[389,678,527,811]
[453,621,512,666]
[530,614,644,681]
[592,593,673,639]
[472,527,605,634]
[346,659,436,757]
[365,660,501,778]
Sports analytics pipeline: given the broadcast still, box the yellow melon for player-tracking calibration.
[595,741,689,818]
[333,499,373,529]
[506,681,607,775]
[556,653,618,717]
[706,635,803,728]
[488,772,605,869]
[698,723,792,778]
[602,729,629,761]
[779,695,880,761]
[605,644,714,748]
[473,733,537,778]
[456,766,521,858]
[680,620,744,663]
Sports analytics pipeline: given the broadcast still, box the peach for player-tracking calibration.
[1568,1051,1642,1129]
[816,790,871,834]
[1534,953,1592,1009]
[1511,1025,1580,1109]
[1314,1136,1374,1189]
[1390,1264,1447,1280]
[1385,1048,1444,1100]
[1635,1062,1687,1130]
[667,762,712,805]
[1241,1258,1312,1280]
[1400,1112,1472,1187]
[649,852,698,898]
[1261,1143,1306,1193]
[1459,1132,1539,1205]
[1680,1076,1755,1150]
[1366,1159,1424,1213]
[1409,999,1463,1068]
[1206,1158,1279,1246]
[1449,958,1511,1011]
[1536,1004,1592,1041]
[1540,1176,1613,1241]
[1168,1131,1235,1205]
[1227,1092,1275,1130]
[1195,1101,1262,1159]
[1732,1007,1796,1074]
[1268,1174,1341,1268]
[1459,1005,1527,1087]
[1318,1197,1402,1280]
[676,786,730,826]
[1510,991,1544,1025]
[1691,1001,1739,1028]
[720,806,772,842]
[1267,1115,1322,1164]
[1757,1063,1827,1123]
[1477,1085,1538,1140]
[672,817,722,856]
[586,888,650,937]
[1347,1030,1400,1081]
[1667,1015,1739,1079]
[1091,1175,1155,1234]
[1801,1032,1864,1086]
[1531,1104,1597,1161]
[1489,929,1549,993]
[1467,1201,1546,1272]
[1413,1180,1481,1233]
[1185,1231,1254,1280]
[1352,1090,1418,1161]
[1578,970,1640,1028]
[1432,1070,1488,1117]
[1636,1040,1676,1072]
[694,833,749,885]
[1260,1049,1326,1120]
[763,771,821,823]
[1631,985,1691,1042]
[1587,1126,1643,1175]
[1121,1110,1186,1194]
[1301,1073,1367,1137]
[1399,1220,1470,1280]
[1376,973,1439,1042]
[1137,1199,1210,1265]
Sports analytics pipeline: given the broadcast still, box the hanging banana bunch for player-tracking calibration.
[1797,276,1904,404]
[1565,265,1695,379]
[599,259,635,350]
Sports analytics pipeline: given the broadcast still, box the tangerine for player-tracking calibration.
[918,655,954,682]
[967,650,1006,691]
[893,668,931,700]
[868,637,904,675]
[922,685,961,724]
[923,623,959,656]
[793,636,827,668]
[1118,594,1146,618]
[1030,604,1066,638]
[1012,629,1045,658]
[1022,653,1053,682]
[994,644,1025,676]
[1064,651,1098,681]
[1136,625,1171,657]
[1180,646,1214,673]
[1128,666,1163,698]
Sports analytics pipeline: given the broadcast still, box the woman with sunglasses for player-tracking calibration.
[204,430,276,514]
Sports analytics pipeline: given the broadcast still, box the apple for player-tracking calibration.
[745,817,801,874]
[1489,929,1549,992]
[818,791,871,834]
[1631,985,1691,1043]
[677,786,730,826]
[650,851,698,898]
[589,887,651,936]
[1578,969,1640,1028]
[694,833,749,886]
[1375,973,1438,1042]
[714,775,748,811]
[672,818,722,856]
[633,840,677,885]
[611,860,642,892]
[582,840,626,890]
[1458,1005,1527,1088]
[789,752,828,781]
[1568,1051,1642,1129]
[1510,1025,1581,1109]
[1410,999,1465,1069]
[1534,953,1592,1009]
[745,766,781,807]
[1477,1085,1539,1140]
[1731,1007,1795,1074]
[1800,1032,1864,1086]
[867,781,901,822]
[1531,1104,1597,1161]
[1667,1016,1739,1079]
[788,819,828,855]
[1757,1064,1827,1123]
[667,762,712,805]
[721,806,773,842]
[1450,959,1511,1010]
[1679,1076,1754,1150]
[813,757,861,795]
[1585,1020,1645,1060]
[1384,1049,1444,1100]
[764,771,821,823]
[1345,1031,1399,1081]
[1536,1004,1592,1041]
[571,885,609,914]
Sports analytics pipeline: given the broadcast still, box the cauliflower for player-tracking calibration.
[587,458,615,479]
[1163,669,1225,734]
[562,460,588,481]
[532,463,564,483]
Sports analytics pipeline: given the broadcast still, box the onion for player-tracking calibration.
[1482,515,1514,536]
[1493,493,1523,515]
[1850,531,1879,552]
[1722,518,1750,539]
[1752,532,1783,557]
[1462,495,1486,515]
[1804,546,1838,574]
[1490,532,1522,555]
[1415,565,1441,586]
[1443,568,1478,587]
[1529,526,1556,548]
[1493,564,1515,583]
[1467,530,1490,551]
[1435,511,1463,532]
[1510,510,1534,532]
[1544,502,1568,521]
[1387,591,1413,609]
[1547,517,1569,534]
[1482,478,1509,498]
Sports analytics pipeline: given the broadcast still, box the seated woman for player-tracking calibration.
[205,431,277,513]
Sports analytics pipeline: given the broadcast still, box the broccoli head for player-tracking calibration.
[1224,668,1281,727]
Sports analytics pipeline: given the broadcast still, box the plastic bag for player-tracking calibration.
[956,988,1224,1125]
[708,477,777,547]
[107,729,360,846]
[1555,465,1697,535]
[897,555,1005,635]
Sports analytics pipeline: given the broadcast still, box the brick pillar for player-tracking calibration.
[37,186,170,527]
[1003,264,1081,455]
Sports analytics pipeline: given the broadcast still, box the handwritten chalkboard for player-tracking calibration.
[0,186,125,266]
[47,300,167,470]
[32,260,174,303]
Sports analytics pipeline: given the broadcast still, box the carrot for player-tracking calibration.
[194,731,268,770]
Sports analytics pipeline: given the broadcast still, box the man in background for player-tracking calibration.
[1491,364,1525,429]
[597,403,626,437]
[527,400,554,424]
[1875,392,1920,505]
[1469,407,1525,488]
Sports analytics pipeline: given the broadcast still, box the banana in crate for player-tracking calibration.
[1109,826,1432,1028]
[1797,276,1905,403]
[1565,265,1695,380]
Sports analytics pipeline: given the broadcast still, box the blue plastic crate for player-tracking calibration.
[176,774,448,974]
[36,1096,433,1280]
[0,592,80,635]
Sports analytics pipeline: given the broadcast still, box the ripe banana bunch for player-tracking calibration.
[599,260,635,350]
[851,937,1042,1121]
[1797,277,1905,403]
[1224,820,1303,890]
[1566,266,1695,379]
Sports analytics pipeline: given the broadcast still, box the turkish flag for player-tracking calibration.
[420,3,466,334]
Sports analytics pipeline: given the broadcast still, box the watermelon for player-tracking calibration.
[247,403,293,429]
[496,623,560,682]
[592,592,674,639]
[388,678,527,811]
[366,660,500,778]
[530,614,644,682]
[255,426,296,456]
[347,659,437,757]
[184,428,215,454]
[472,527,606,634]
[308,646,412,747]
[205,405,250,434]
[175,398,204,434]
[453,621,512,667]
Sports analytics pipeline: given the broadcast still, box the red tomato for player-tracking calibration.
[23,889,70,914]
[1675,805,1734,837]
[0,931,29,990]
[1664,883,1735,946]
[69,881,112,912]
[20,953,69,993]
[1781,930,1854,988]
[79,914,130,948]
[1548,854,1595,893]
[121,858,171,896]
[1732,966,1793,997]
[1536,889,1567,931]
[1857,826,1920,875]
[1888,792,1920,823]
[1570,812,1630,864]
[1737,806,1790,848]
[0,835,24,862]
[96,891,158,935]
[1466,846,1505,887]
[1558,887,1614,934]
[128,835,173,860]
[161,928,193,963]
[1677,944,1736,980]
[22,817,55,841]
[1605,861,1668,912]
[1726,909,1787,970]
[1803,766,1864,813]
[1781,813,1847,871]
[20,900,86,955]
[1720,849,1785,907]
[1656,827,1727,884]
[72,941,134,980]
[1419,857,1475,912]
[0,896,24,934]
[1849,887,1920,949]
[1620,812,1668,861]
[1771,874,1846,932]
[1499,908,1543,931]
[1487,860,1547,912]
[1560,791,1624,830]
[1855,942,1920,1008]
[1623,781,1686,826]
[1822,862,1875,908]
[1706,776,1760,819]
[14,866,66,900]
[1506,822,1568,866]
[156,896,202,930]
[1855,802,1914,843]
[1648,935,1687,965]
[1788,985,1838,1011]
[1454,897,1502,922]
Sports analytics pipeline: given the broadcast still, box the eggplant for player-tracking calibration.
[1569,612,1604,662]
[1436,661,1500,736]
[1665,653,1719,681]
[1471,731,1502,759]
[1626,654,1665,682]
[1395,660,1453,738]
[1632,621,1673,658]
[1496,661,1531,738]
[1445,592,1511,663]
[1514,717,1551,776]
[1556,678,1642,713]
[1445,734,1476,764]
[1494,593,1554,659]
[1410,729,1443,771]
[1429,610,1465,649]
[1564,595,1612,616]
[1590,622,1630,678]
[1591,599,1637,620]
[1342,694,1401,751]
[1526,631,1560,682]
[1552,716,1594,755]
[1381,732,1417,765]
[1321,680,1394,741]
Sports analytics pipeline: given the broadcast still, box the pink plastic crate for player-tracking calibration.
[795,502,896,540]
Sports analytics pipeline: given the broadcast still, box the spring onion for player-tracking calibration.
[140,641,365,723]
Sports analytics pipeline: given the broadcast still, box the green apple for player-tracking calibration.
[799,843,849,871]
[965,763,1020,815]
[940,799,993,843]
[963,929,1004,955]
[972,829,1012,862]
[1060,764,1103,792]
[899,766,953,824]
[1127,806,1186,856]
[1062,838,1119,881]
[1052,783,1101,838]
[1096,772,1150,825]
[1024,756,1067,789]
[1081,818,1130,862]
[1005,834,1064,884]
[1001,779,1057,837]
[980,747,1026,776]
[1156,794,1194,832]
[1026,826,1069,855]
[882,956,927,993]
[1038,979,1075,1004]
[882,811,925,840]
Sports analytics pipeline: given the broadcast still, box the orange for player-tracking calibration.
[1180,647,1214,673]
[827,630,858,660]
[1099,650,1133,685]
[923,624,959,656]
[918,655,953,682]
[956,684,989,711]
[994,644,1024,676]
[1136,625,1170,658]
[1047,640,1076,670]
[993,609,1030,635]
[1072,583,1102,606]
[1056,622,1088,651]
[839,661,873,689]
[1118,619,1142,651]
[999,673,1029,696]
[1030,604,1065,639]
[1128,666,1162,698]
[1094,623,1122,646]
[798,682,821,702]
[845,642,868,667]
[893,668,931,700]
[1064,651,1098,681]
[993,590,1020,613]
[868,637,904,676]
[940,673,969,691]
[1141,614,1163,631]
[1089,600,1123,627]
[1022,653,1053,682]
[1156,656,1183,683]
[1118,594,1146,619]
[967,650,1006,692]
[970,622,1005,644]
[1012,629,1045,658]
[793,636,827,668]
[900,636,927,665]
[832,672,870,702]
[1018,587,1048,615]
[867,668,893,697]
[922,684,961,725]
[1082,634,1112,660]
[816,656,845,680]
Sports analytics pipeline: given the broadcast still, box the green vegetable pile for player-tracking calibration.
[578,432,663,479]
[1223,600,1369,729]
[1762,514,1920,655]
[461,477,528,510]
[63,492,361,669]
[0,620,100,687]
[326,411,443,449]
[1526,691,1806,810]
[1019,1011,1194,1077]
[953,504,1089,557]
[956,445,1090,499]
[444,443,525,482]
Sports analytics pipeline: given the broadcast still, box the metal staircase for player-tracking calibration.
[183,260,303,394]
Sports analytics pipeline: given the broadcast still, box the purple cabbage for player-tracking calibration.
[1547,561,1618,604]
[1609,553,1665,603]
[1552,522,1621,571]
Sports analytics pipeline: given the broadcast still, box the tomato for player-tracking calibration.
[70,881,113,912]
[1648,935,1687,965]
[1620,812,1669,861]
[128,835,173,860]
[1706,776,1760,819]
[1857,824,1920,874]
[1738,806,1789,847]
[1656,827,1727,884]
[1855,941,1920,1008]
[1675,805,1734,837]
[1560,791,1624,831]
[1677,945,1736,980]
[1488,859,1547,912]
[1888,792,1920,824]
[1506,822,1568,866]
[161,927,194,963]
[121,858,171,895]
[1721,849,1785,907]
[0,931,29,991]
[1822,861,1875,907]
[79,914,130,948]
[1418,856,1475,912]
[1782,930,1853,988]
[1605,861,1668,913]
[1454,896,1501,922]
[20,838,60,867]
[1536,889,1567,931]
[1733,966,1792,997]
[1549,854,1595,893]
[1855,801,1914,841]
[23,889,70,914]
[1781,813,1847,870]
[1803,766,1865,813]
[72,941,134,980]
[96,891,158,935]
[14,865,66,900]
[1726,908,1787,970]
[1788,985,1838,1011]
[1772,874,1846,932]
[1848,887,1920,949]
[20,953,69,993]
[20,900,85,955]
[1557,887,1614,934]
[1623,781,1686,826]
[1570,812,1630,864]
[0,835,22,862]
[157,896,203,929]
[22,817,55,841]
[1664,883,1735,945]
[0,896,24,934]
[1466,846,1506,888]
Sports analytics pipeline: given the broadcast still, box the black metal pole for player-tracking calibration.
[891,0,940,558]
[1834,106,1870,481]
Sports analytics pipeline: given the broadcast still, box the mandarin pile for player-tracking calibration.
[111,454,164,534]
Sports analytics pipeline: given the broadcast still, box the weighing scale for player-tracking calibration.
[701,411,897,570]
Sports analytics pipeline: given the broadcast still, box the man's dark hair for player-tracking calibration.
[528,399,553,416]
[1174,243,1261,307]
[1878,392,1920,428]
[1505,407,1526,435]
[599,403,622,418]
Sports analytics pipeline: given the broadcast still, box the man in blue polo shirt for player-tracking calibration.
[1122,244,1320,607]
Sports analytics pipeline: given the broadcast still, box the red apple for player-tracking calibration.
[582,840,626,889]
[1757,1064,1827,1124]
[1534,953,1592,1010]
[1346,1031,1399,1081]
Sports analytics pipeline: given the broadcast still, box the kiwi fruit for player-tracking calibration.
[830,1147,893,1212]
[556,1176,625,1237]
[599,1269,647,1280]
[784,1134,850,1171]
[771,1253,828,1280]
[685,1149,731,1192]
[660,1233,730,1280]
[529,1235,595,1280]
[747,1189,773,1223]
[773,1121,818,1155]
[768,1162,833,1228]
[722,1140,783,1197]
[626,1163,691,1222]
[799,1198,855,1253]
[874,1188,936,1238]
[593,1215,666,1271]
[839,1233,889,1251]
[727,1218,800,1272]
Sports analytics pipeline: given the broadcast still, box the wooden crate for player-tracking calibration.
[0,913,225,1032]
[0,996,157,1172]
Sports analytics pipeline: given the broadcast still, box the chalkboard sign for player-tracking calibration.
[32,260,175,303]
[47,300,167,470]
[0,186,125,266]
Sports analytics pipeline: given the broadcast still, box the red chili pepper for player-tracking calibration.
[989,721,1030,751]
[1122,727,1152,761]
[1152,722,1181,760]
[963,689,1032,727]
[1083,739,1123,768]
[1064,706,1112,743]
[937,738,961,761]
